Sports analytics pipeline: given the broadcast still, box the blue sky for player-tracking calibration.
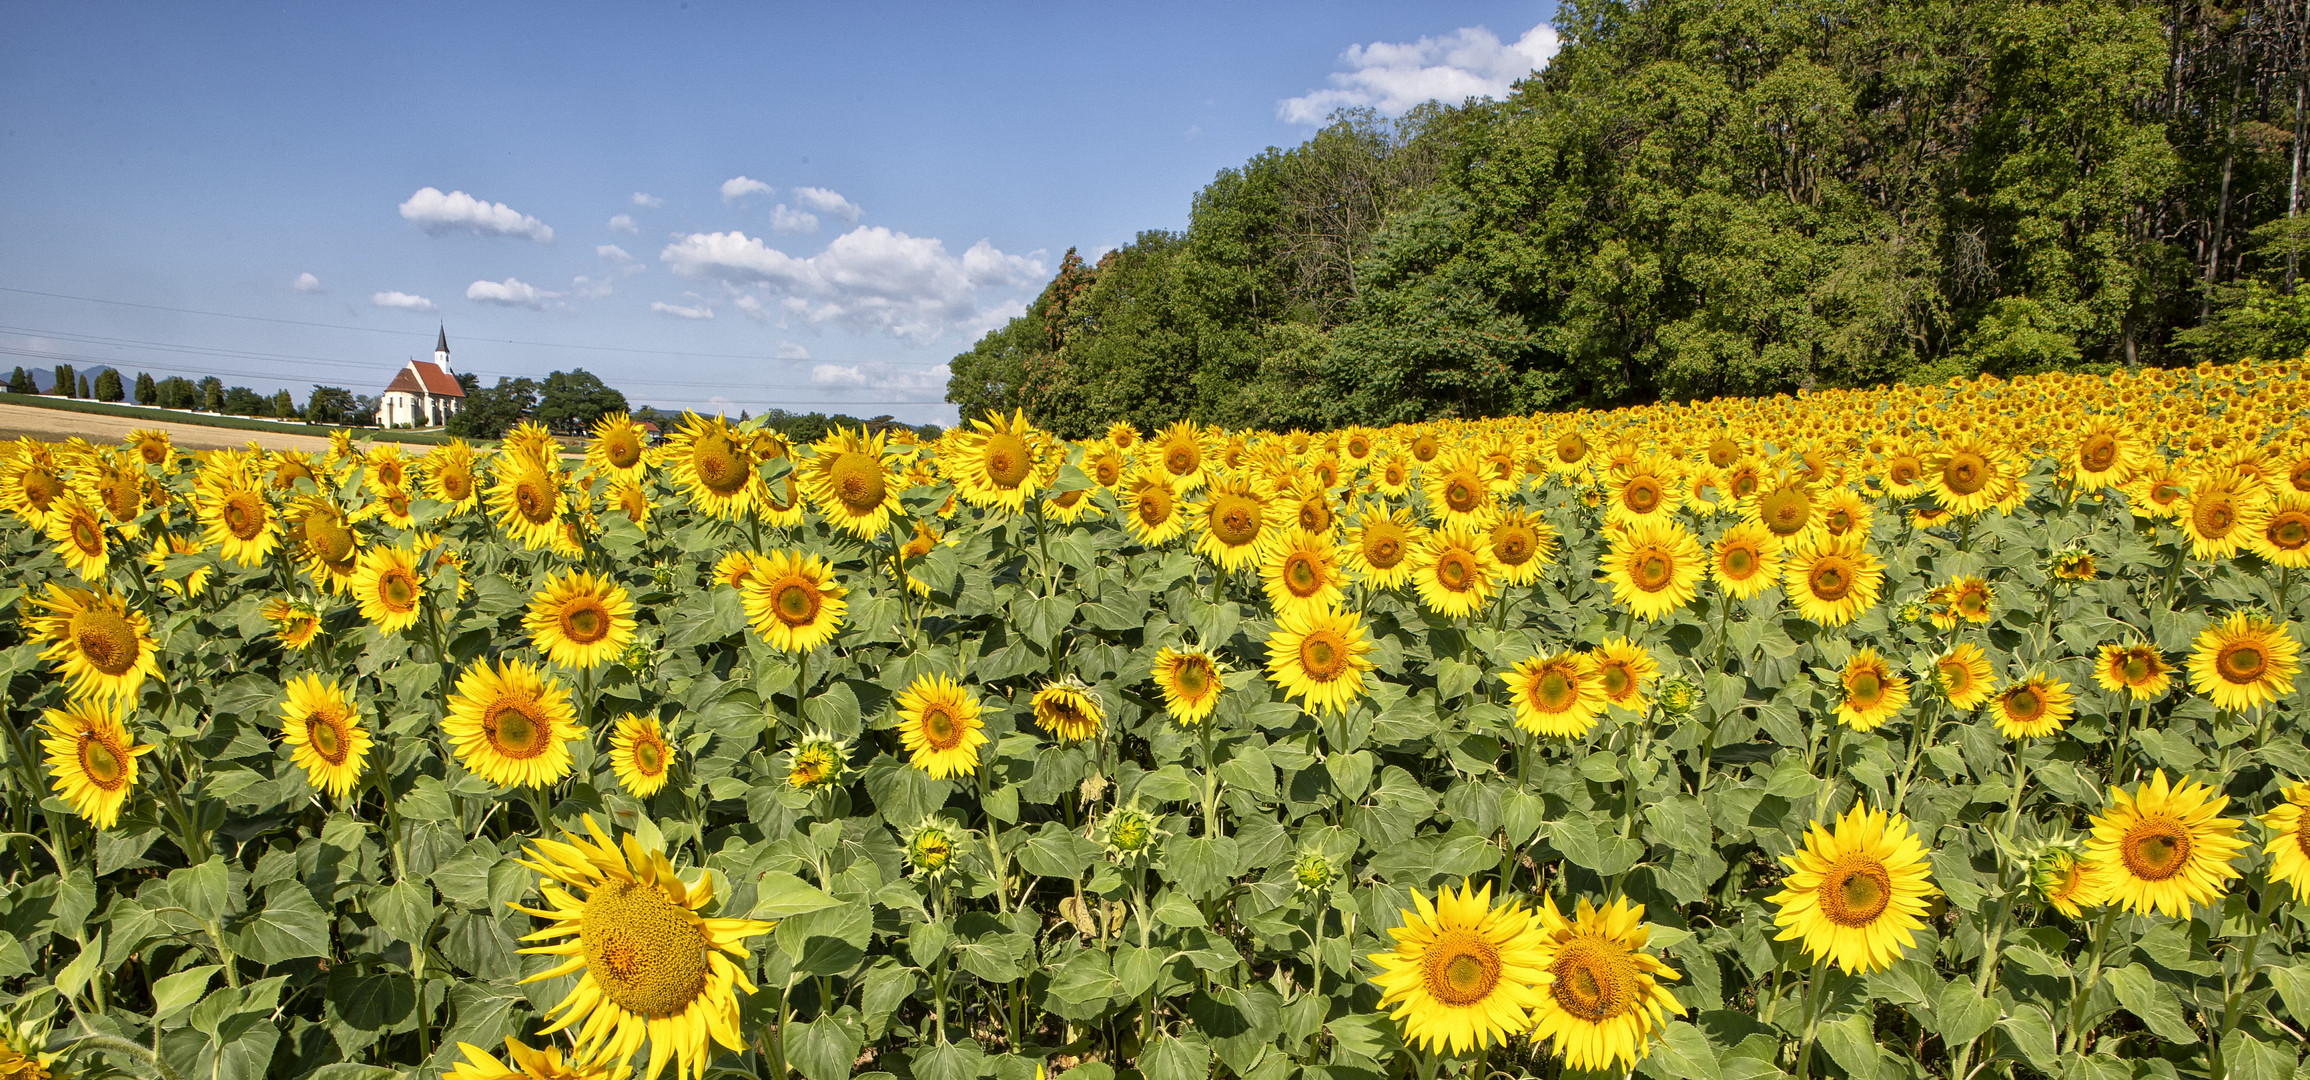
[0,2,1555,424]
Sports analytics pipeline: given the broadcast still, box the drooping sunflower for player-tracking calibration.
[2093,642,2173,700]
[586,413,655,484]
[1990,674,2075,739]
[1258,527,1347,618]
[1525,897,1685,1073]
[1343,505,1425,590]
[1783,534,1883,628]
[443,659,586,789]
[488,457,571,553]
[424,439,482,511]
[1601,520,1704,622]
[1412,523,1501,619]
[1487,509,1557,587]
[738,551,846,654]
[610,714,676,798]
[30,583,161,706]
[289,495,362,592]
[1931,643,1998,710]
[278,673,370,800]
[1121,469,1188,546]
[1589,637,1658,715]
[526,570,639,671]
[45,496,110,580]
[261,596,324,651]
[1032,677,1105,743]
[1194,474,1271,572]
[949,409,1047,514]
[195,470,280,567]
[38,698,156,829]
[447,1036,632,1080]
[2032,846,2109,918]
[350,545,425,633]
[1265,605,1376,716]
[512,816,775,1080]
[663,413,761,520]
[1709,521,1782,600]
[2084,770,2247,918]
[2187,612,2300,713]
[1367,881,1551,1056]
[0,439,70,528]
[2257,781,2310,900]
[1832,648,1910,732]
[1507,652,1606,738]
[1767,804,1939,974]
[893,674,987,779]
[1151,646,1225,726]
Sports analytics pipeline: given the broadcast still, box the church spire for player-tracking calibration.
[435,325,450,356]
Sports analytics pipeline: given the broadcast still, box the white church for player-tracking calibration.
[379,327,467,428]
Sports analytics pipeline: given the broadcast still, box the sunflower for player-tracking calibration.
[1372,453,1413,498]
[1487,509,1557,587]
[1931,642,1998,710]
[489,458,570,553]
[784,729,850,791]
[1423,449,1498,529]
[195,471,280,567]
[610,714,676,798]
[1526,897,1685,1073]
[1926,575,1993,629]
[1877,447,1927,498]
[2083,770,2247,918]
[2127,464,2191,520]
[1783,534,1883,627]
[662,413,761,520]
[1367,880,1551,1055]
[362,445,414,496]
[262,596,324,651]
[2187,612,2300,712]
[278,673,370,800]
[424,439,483,511]
[2093,642,2173,700]
[2254,781,2310,900]
[1412,524,1501,619]
[738,552,846,654]
[1926,435,2023,517]
[1816,488,1874,541]
[44,496,110,580]
[950,409,1047,514]
[1832,648,1910,732]
[0,440,70,527]
[1546,430,1590,474]
[906,817,965,879]
[2049,548,2099,580]
[361,484,418,531]
[1741,477,1816,542]
[350,545,425,633]
[2063,418,2145,490]
[280,495,360,593]
[526,571,639,671]
[512,816,774,1080]
[30,584,161,706]
[2032,846,2108,918]
[38,698,155,829]
[1265,605,1376,716]
[1121,469,1187,546]
[606,480,655,528]
[1507,652,1606,738]
[1602,453,1681,528]
[587,413,655,484]
[1589,637,1657,715]
[447,1037,631,1080]
[1601,520,1704,622]
[1343,505,1426,590]
[1032,677,1105,743]
[1709,521,1782,600]
[83,455,145,531]
[893,674,987,778]
[1150,420,1209,491]
[1990,674,2075,739]
[124,427,174,469]
[146,533,212,599]
[2178,468,2271,560]
[1276,478,1338,536]
[1042,484,1100,524]
[1258,527,1347,618]
[1151,646,1225,726]
[1194,474,1271,572]
[443,659,585,788]
[1767,804,1938,974]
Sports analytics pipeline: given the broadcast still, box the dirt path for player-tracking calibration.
[0,403,429,454]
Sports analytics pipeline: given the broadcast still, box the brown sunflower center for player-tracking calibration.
[2218,642,2267,683]
[1888,459,1920,486]
[439,465,474,501]
[2194,497,2237,536]
[377,568,419,613]
[23,468,65,508]
[513,473,557,524]
[1297,499,1331,533]
[2272,515,2310,549]
[1420,931,1502,1007]
[69,514,104,556]
[2118,817,2193,881]
[1284,553,1322,596]
[829,453,887,512]
[1444,476,1482,514]
[982,433,1031,488]
[305,712,350,765]
[70,605,139,676]
[1366,529,1407,568]
[1436,551,1475,591]
[1211,495,1263,546]
[560,599,611,644]
[1136,488,1173,525]
[79,731,130,790]
[137,442,167,465]
[1819,857,1893,927]
[2004,687,2044,720]
[634,737,667,776]
[1172,657,1213,697]
[1624,478,1661,514]
[1554,435,1585,465]
[604,431,643,469]
[1943,452,1989,495]
[1299,631,1347,682]
[2080,434,2117,472]
[580,880,711,1019]
[1709,438,1738,468]
[2119,652,2153,684]
[1532,669,1576,712]
[1548,938,1638,1021]
[920,704,963,750]
[1494,526,1534,565]
[222,492,266,540]
[1760,488,1811,536]
[1165,442,1199,476]
[1848,669,1884,707]
[691,434,750,496]
[1808,559,1852,601]
[1634,552,1673,592]
[483,699,553,759]
[1723,545,1757,578]
[306,511,355,564]
[1599,663,1632,699]
[772,579,822,628]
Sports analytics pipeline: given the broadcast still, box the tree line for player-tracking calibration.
[5,363,649,437]
[949,0,2310,435]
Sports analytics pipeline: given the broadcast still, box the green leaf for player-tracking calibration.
[150,964,221,1025]
[1166,835,1240,900]
[750,872,846,919]
[368,879,436,944]
[1814,1010,1879,1080]
[1044,949,1122,1018]
[1633,1022,1723,1080]
[1140,1033,1211,1080]
[171,856,232,924]
[1551,814,1644,876]
[233,884,332,964]
[910,1039,988,1080]
[785,1012,866,1080]
[2218,1030,2297,1080]
[1933,980,1997,1046]
[2106,963,2199,1044]
[1993,1004,2060,1074]
[778,900,873,975]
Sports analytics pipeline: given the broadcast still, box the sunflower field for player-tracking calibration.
[5,362,2310,1080]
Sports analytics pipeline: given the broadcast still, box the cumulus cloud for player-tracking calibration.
[775,341,812,360]
[1278,22,1558,123]
[721,176,774,203]
[770,204,819,234]
[597,244,647,276]
[810,361,949,394]
[632,192,664,208]
[291,272,324,293]
[371,290,436,312]
[652,300,715,320]
[573,275,614,300]
[790,186,862,223]
[660,226,1045,345]
[608,214,638,234]
[732,294,771,322]
[398,187,555,241]
[466,277,561,309]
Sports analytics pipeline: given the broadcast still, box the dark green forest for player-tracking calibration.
[947,0,2310,436]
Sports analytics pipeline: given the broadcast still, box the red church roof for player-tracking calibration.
[383,360,464,397]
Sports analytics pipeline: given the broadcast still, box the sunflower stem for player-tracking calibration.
[2061,904,2118,1056]
[1791,958,1829,1080]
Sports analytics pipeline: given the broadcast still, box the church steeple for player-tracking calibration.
[433,325,452,373]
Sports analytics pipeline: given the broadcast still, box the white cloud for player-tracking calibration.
[371,290,436,312]
[291,272,324,293]
[733,294,771,322]
[776,341,812,360]
[632,192,664,208]
[1278,22,1558,123]
[398,187,555,241]
[608,214,638,234]
[810,361,949,394]
[770,204,819,234]
[790,186,862,223]
[651,300,715,320]
[573,275,614,300]
[660,226,1046,345]
[597,244,647,276]
[466,277,560,309]
[721,176,774,203]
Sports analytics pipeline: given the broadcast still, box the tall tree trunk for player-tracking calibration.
[2289,62,2306,293]
[2202,36,2250,319]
